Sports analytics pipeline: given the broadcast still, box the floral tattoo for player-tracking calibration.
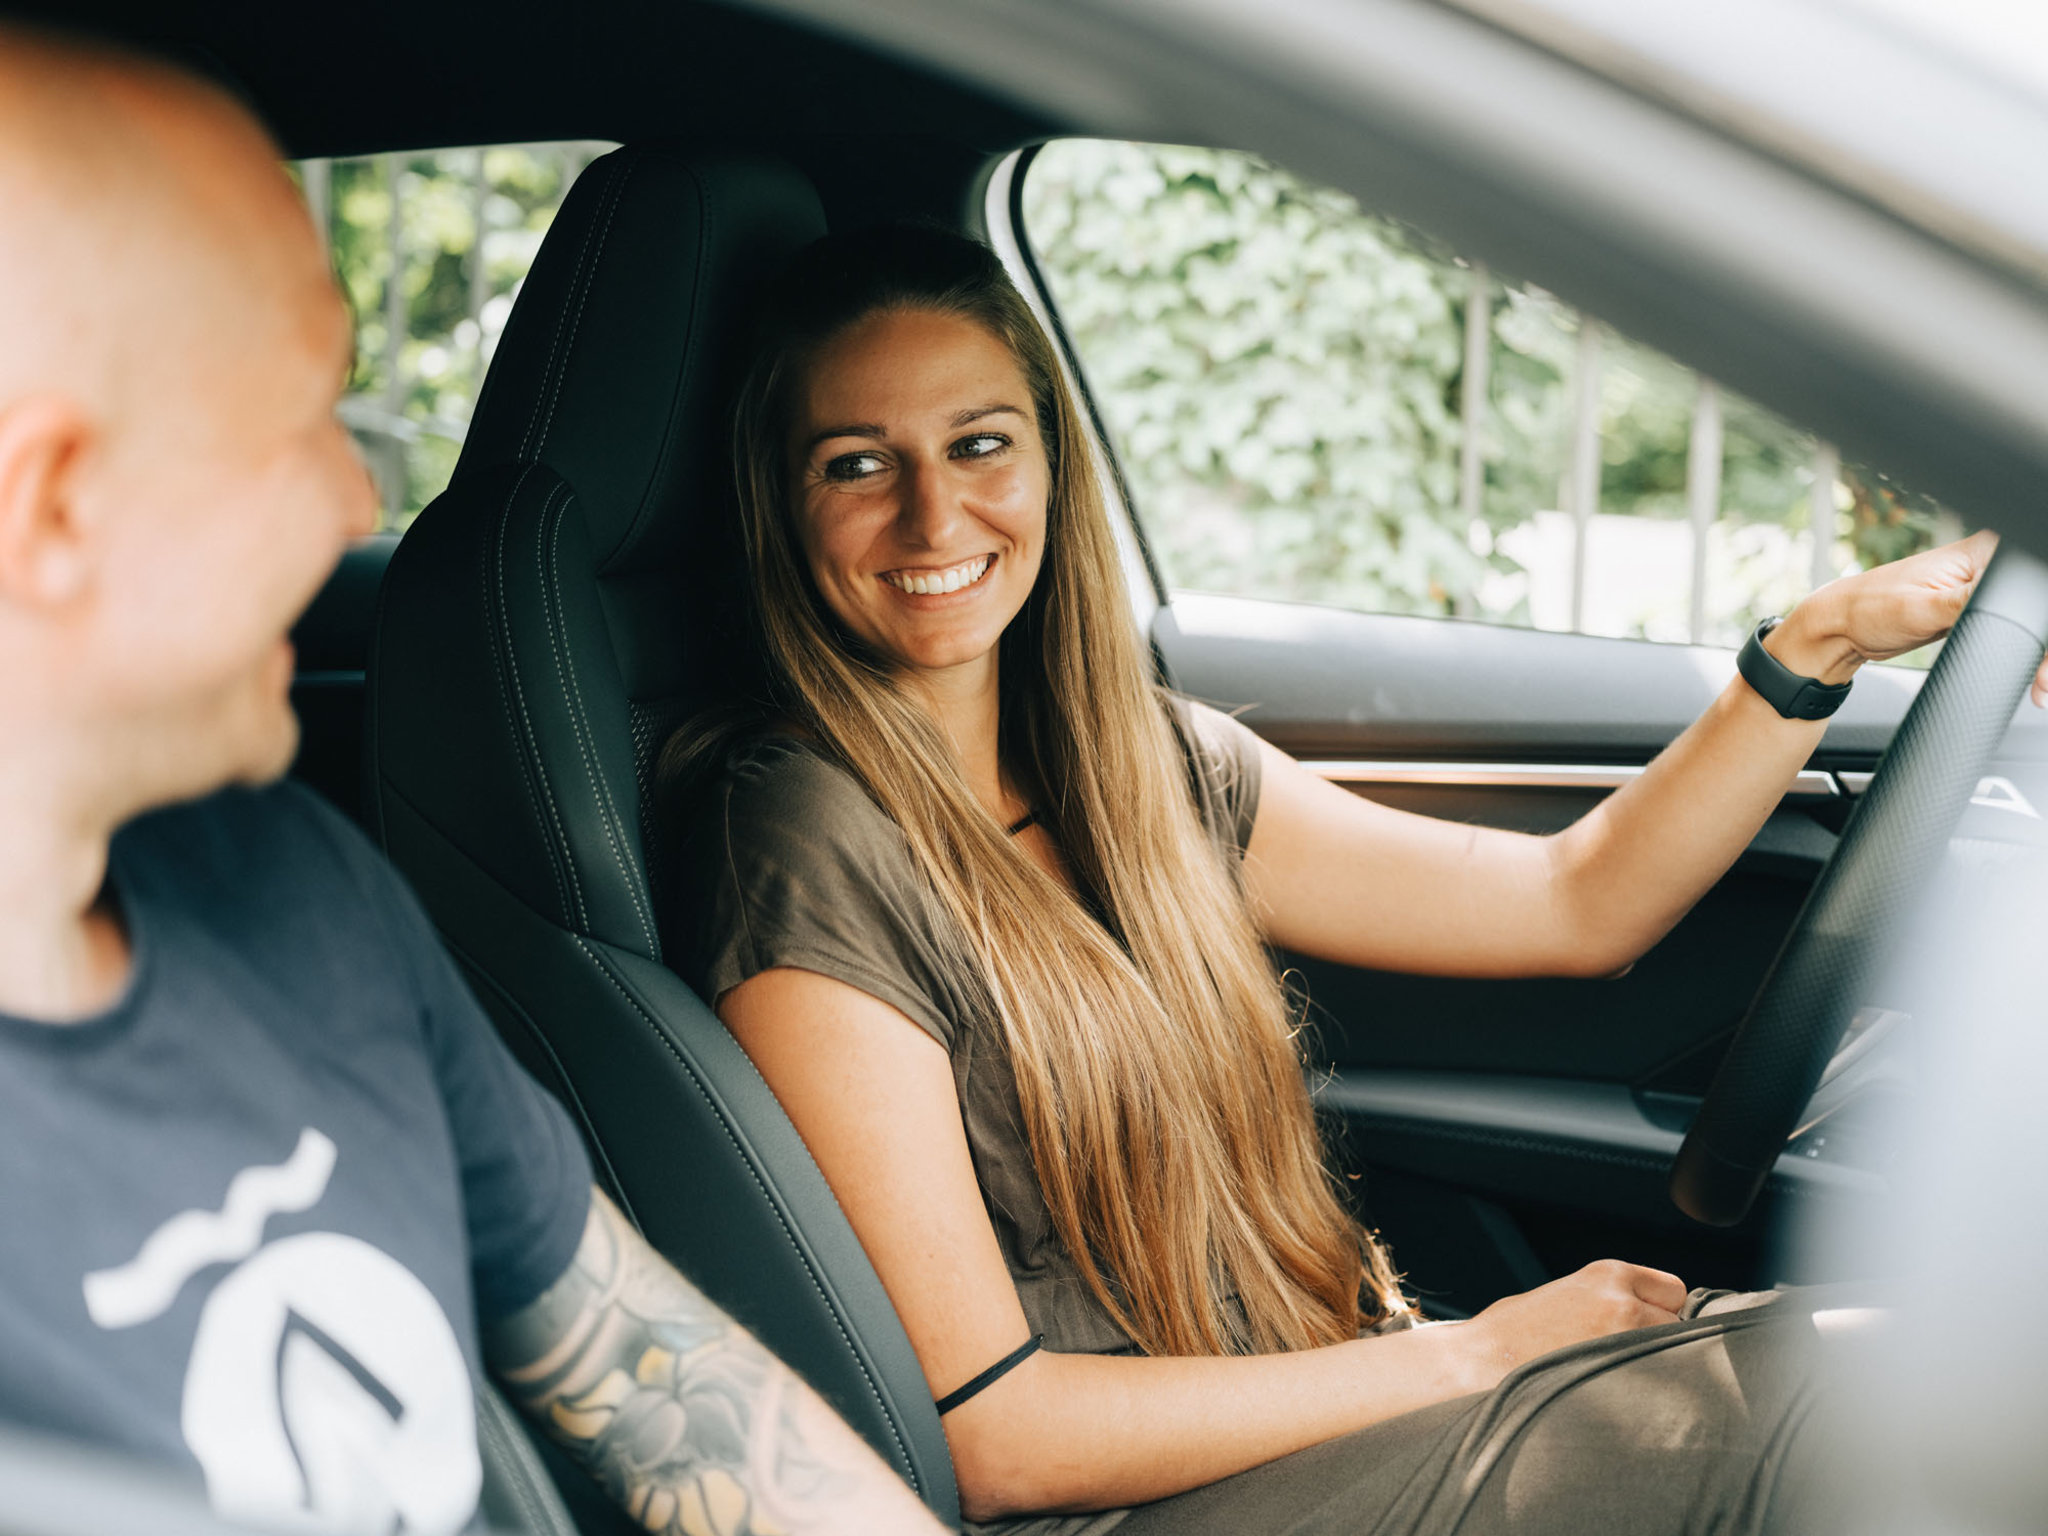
[484,1191,908,1536]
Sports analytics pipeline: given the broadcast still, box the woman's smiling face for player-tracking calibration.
[788,307,1049,683]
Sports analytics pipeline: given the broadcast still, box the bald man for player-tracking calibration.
[0,27,944,1536]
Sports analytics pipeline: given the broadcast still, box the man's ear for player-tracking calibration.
[0,394,99,608]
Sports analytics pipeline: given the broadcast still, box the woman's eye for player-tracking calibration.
[822,451,887,481]
[953,432,1011,460]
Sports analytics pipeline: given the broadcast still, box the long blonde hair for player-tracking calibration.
[681,224,1403,1356]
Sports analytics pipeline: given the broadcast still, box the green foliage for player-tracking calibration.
[1593,330,1694,521]
[1023,141,1941,640]
[1841,461,1947,569]
[1024,141,1478,616]
[305,143,605,527]
[1482,283,1574,546]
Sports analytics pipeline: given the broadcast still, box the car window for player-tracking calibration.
[1017,140,1960,654]
[292,142,616,531]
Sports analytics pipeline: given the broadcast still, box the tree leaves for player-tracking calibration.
[1022,141,1939,639]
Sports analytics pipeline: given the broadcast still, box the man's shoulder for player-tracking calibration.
[113,780,407,943]
[119,779,373,883]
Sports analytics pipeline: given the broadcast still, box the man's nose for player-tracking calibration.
[896,457,965,547]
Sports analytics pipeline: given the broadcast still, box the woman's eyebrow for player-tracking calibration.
[804,403,1026,454]
[952,403,1027,427]
[803,422,886,453]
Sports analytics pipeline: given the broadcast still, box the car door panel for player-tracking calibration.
[1156,592,1920,762]
[1321,1071,1882,1233]
[1322,1074,1886,1317]
[1281,866,1809,1084]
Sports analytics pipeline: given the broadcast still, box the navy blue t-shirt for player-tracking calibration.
[0,783,592,1534]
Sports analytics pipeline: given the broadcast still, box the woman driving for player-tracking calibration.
[664,224,2028,1535]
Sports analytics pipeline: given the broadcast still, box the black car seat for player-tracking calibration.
[363,143,959,1524]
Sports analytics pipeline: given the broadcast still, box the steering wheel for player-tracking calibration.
[1670,546,2048,1226]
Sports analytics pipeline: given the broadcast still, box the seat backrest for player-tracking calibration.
[364,143,958,1523]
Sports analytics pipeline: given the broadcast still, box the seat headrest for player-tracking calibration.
[455,144,827,576]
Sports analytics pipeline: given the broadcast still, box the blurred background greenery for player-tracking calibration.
[293,142,610,528]
[1022,140,1951,649]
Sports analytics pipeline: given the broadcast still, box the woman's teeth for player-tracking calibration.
[883,555,992,595]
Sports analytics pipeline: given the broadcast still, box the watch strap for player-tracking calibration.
[1737,617,1853,721]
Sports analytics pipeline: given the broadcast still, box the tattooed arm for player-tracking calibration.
[483,1187,948,1536]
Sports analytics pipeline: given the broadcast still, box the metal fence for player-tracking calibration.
[1453,274,1841,645]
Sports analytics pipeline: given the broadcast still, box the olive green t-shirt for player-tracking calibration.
[667,695,1264,1362]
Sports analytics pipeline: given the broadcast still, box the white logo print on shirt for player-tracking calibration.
[83,1129,481,1536]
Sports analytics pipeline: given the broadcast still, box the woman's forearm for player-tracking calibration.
[947,1322,1492,1519]
[1244,596,1869,979]
[1542,604,1854,974]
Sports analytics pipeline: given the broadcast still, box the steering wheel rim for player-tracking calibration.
[1670,546,2048,1226]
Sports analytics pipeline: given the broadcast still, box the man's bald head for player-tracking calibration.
[0,22,372,820]
[0,26,332,441]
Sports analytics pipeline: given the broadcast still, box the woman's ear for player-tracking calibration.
[0,393,99,610]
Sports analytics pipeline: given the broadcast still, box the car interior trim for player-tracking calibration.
[1318,1068,1886,1206]
[1303,760,1842,798]
[982,146,1167,623]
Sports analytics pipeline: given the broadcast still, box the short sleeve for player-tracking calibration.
[1166,695,1265,858]
[304,794,594,1319]
[670,739,968,1053]
[412,926,594,1318]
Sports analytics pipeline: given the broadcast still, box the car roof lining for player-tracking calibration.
[5,0,1056,160]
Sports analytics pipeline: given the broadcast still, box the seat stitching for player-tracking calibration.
[572,937,919,1487]
[479,466,572,920]
[532,157,636,463]
[493,474,587,927]
[516,156,619,463]
[609,158,710,566]
[541,491,658,955]
[389,810,635,1216]
[478,1388,566,1536]
[568,933,921,1491]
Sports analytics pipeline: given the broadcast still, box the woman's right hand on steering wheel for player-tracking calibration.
[1463,1260,1688,1385]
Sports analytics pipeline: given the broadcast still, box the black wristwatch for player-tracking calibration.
[1736,617,1854,721]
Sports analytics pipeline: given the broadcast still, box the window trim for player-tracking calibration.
[1306,759,1842,799]
[984,146,1169,623]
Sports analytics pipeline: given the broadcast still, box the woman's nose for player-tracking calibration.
[895,457,966,548]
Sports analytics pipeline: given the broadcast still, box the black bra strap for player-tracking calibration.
[934,1334,1044,1416]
